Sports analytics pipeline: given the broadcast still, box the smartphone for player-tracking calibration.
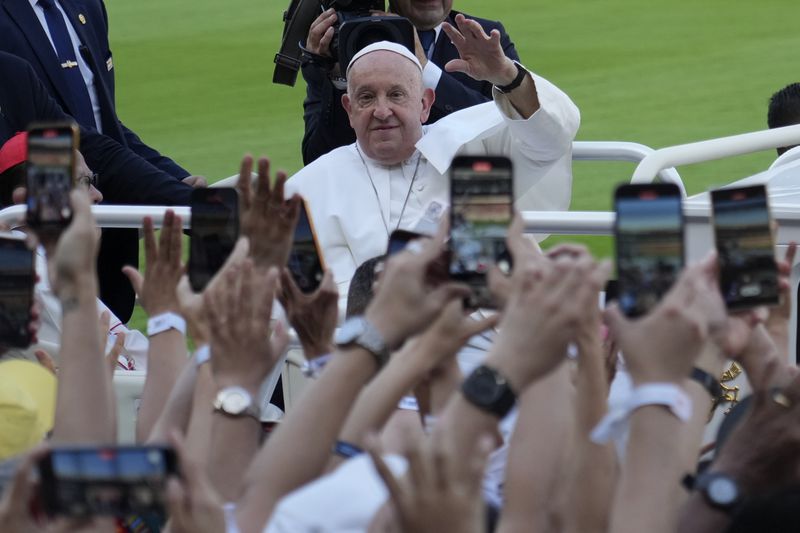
[711,185,778,310]
[25,122,79,233]
[0,233,35,348]
[449,156,513,309]
[387,229,426,257]
[614,183,684,317]
[38,446,177,519]
[188,188,239,292]
[287,199,326,293]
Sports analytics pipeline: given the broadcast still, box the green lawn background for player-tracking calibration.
[106,0,800,330]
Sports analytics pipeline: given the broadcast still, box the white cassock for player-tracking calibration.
[286,68,580,309]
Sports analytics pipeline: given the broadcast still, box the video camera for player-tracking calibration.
[274,0,415,86]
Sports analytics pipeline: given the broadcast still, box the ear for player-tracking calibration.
[419,88,435,124]
[342,93,354,128]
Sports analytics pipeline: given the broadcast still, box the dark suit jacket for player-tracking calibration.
[0,0,191,321]
[0,51,192,320]
[300,10,520,165]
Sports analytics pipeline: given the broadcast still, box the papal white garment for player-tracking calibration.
[286,69,580,307]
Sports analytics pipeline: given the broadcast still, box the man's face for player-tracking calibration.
[390,0,453,30]
[343,51,434,165]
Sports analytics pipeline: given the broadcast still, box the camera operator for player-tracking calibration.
[301,0,520,164]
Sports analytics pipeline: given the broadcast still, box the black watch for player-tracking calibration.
[495,61,527,93]
[461,365,517,418]
[695,472,741,513]
[690,367,722,402]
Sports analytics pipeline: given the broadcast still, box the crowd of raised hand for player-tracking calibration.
[2,156,800,533]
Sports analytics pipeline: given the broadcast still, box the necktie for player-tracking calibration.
[418,29,436,56]
[38,0,95,128]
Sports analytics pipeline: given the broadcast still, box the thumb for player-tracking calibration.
[444,58,470,74]
[429,282,471,309]
[463,313,499,339]
[121,266,144,295]
[603,303,628,340]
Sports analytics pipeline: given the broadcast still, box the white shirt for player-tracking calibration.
[28,0,103,132]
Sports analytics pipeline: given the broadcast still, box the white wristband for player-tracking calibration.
[590,382,693,444]
[301,353,332,378]
[194,345,210,366]
[147,312,187,337]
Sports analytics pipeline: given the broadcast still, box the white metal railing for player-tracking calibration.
[572,141,684,193]
[631,124,800,186]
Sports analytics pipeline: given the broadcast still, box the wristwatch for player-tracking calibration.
[461,365,517,418]
[334,316,390,367]
[495,61,527,93]
[213,386,261,421]
[695,472,741,513]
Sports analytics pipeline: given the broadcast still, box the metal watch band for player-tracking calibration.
[496,61,527,93]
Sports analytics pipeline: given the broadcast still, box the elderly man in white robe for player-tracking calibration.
[285,14,580,306]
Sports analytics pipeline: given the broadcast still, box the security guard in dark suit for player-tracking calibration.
[0,0,196,321]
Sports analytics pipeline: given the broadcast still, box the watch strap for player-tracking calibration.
[461,365,517,418]
[690,367,722,401]
[336,317,390,367]
[147,312,186,337]
[495,61,527,93]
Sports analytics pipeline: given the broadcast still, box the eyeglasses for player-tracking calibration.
[76,173,98,189]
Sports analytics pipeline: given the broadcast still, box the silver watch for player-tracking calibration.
[213,386,261,421]
[334,316,390,367]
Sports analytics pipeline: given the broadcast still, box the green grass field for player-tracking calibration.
[105,0,799,330]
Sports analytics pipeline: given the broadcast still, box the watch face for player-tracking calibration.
[468,367,504,403]
[220,387,251,415]
[709,477,738,505]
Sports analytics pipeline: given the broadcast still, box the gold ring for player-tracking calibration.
[772,390,793,409]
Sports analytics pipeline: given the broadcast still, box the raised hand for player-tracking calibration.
[204,248,281,390]
[365,219,471,349]
[605,254,727,385]
[236,155,300,271]
[442,13,519,86]
[122,210,184,316]
[278,268,339,359]
[368,433,494,533]
[48,189,99,299]
[306,8,338,58]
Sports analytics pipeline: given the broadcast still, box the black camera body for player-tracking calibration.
[274,0,415,86]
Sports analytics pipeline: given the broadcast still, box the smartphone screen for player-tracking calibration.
[449,156,513,309]
[189,188,239,292]
[38,446,177,519]
[25,122,78,232]
[711,185,778,309]
[614,183,684,317]
[0,234,35,348]
[387,229,425,257]
[287,200,326,293]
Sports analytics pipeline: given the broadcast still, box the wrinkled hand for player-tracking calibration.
[166,431,225,533]
[182,175,208,189]
[606,254,727,385]
[278,269,338,359]
[367,432,493,533]
[48,190,99,297]
[306,8,338,58]
[712,365,800,494]
[442,13,518,85]
[204,240,281,390]
[237,155,300,271]
[123,210,184,316]
[366,219,471,349]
